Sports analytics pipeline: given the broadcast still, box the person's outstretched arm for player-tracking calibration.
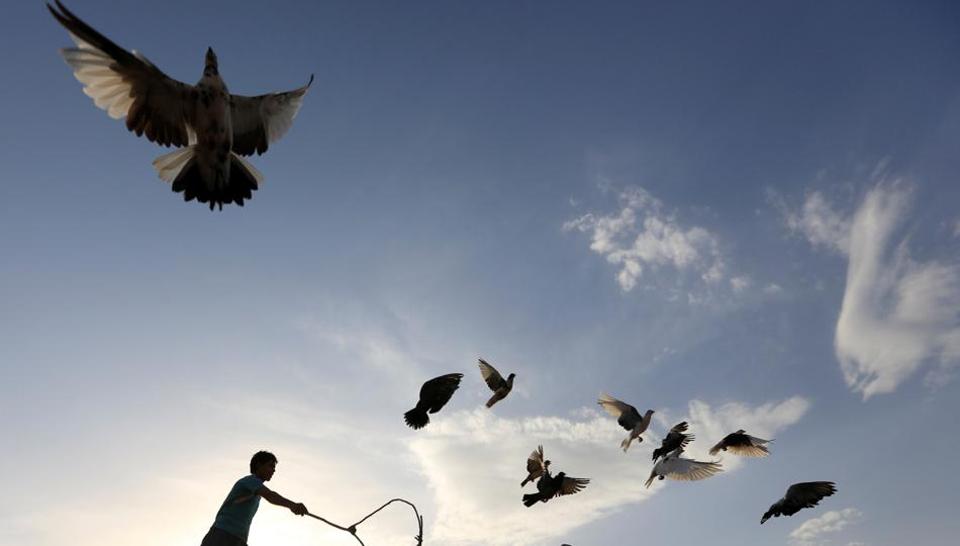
[257,485,308,515]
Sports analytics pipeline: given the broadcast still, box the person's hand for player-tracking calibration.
[291,502,308,516]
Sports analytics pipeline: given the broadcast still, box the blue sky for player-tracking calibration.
[3,1,960,545]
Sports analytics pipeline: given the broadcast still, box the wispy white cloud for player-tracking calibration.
[835,183,960,398]
[408,396,809,545]
[773,189,851,254]
[564,186,728,292]
[789,507,863,545]
[776,180,960,398]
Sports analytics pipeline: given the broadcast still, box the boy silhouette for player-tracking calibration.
[200,451,308,546]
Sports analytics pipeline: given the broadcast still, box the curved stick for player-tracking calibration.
[307,498,424,546]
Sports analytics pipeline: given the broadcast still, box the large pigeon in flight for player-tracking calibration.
[48,1,312,210]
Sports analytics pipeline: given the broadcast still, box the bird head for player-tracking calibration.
[760,510,773,524]
[645,409,655,417]
[204,47,219,75]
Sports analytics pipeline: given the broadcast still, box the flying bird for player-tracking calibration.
[521,445,551,487]
[522,471,589,507]
[48,1,312,210]
[709,429,772,457]
[597,393,653,451]
[761,482,837,524]
[404,373,463,429]
[478,358,515,409]
[644,448,723,488]
[652,421,694,462]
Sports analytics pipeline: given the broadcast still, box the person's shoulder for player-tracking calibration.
[237,474,264,489]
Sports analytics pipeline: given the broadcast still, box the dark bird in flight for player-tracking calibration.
[478,358,515,409]
[652,421,694,462]
[761,482,837,524]
[597,393,653,452]
[48,1,312,210]
[644,448,723,488]
[709,429,772,457]
[520,445,551,487]
[404,373,463,429]
[522,471,589,507]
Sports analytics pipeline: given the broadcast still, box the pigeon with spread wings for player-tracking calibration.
[644,448,723,488]
[404,373,463,430]
[522,471,589,507]
[48,1,312,210]
[709,429,772,457]
[761,482,837,524]
[520,445,551,487]
[478,358,515,409]
[597,393,653,452]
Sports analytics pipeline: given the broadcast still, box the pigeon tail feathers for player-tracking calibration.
[522,493,542,507]
[155,147,262,210]
[404,407,429,429]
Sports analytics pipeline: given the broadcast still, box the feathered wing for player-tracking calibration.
[478,359,506,392]
[725,441,770,457]
[48,0,195,147]
[762,482,836,523]
[645,455,723,487]
[557,476,589,497]
[668,421,689,435]
[523,445,547,482]
[663,457,723,481]
[783,482,836,513]
[420,373,463,413]
[709,431,771,456]
[230,75,313,156]
[597,393,641,430]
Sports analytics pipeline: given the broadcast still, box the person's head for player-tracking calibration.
[250,451,277,481]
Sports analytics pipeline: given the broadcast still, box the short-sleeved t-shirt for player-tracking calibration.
[212,475,265,540]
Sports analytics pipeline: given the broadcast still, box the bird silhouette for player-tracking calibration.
[652,421,694,462]
[597,393,653,451]
[761,482,836,524]
[478,358,515,409]
[48,1,312,210]
[644,448,723,488]
[709,429,772,457]
[404,373,463,429]
[522,471,589,507]
[521,445,551,487]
